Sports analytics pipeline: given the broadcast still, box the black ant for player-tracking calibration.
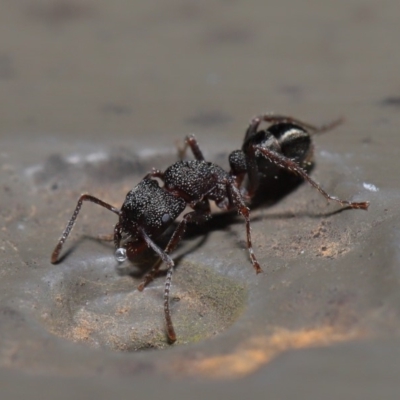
[51,113,369,344]
[51,148,261,343]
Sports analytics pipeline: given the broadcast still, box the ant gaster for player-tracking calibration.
[51,143,261,343]
[228,113,369,210]
[51,113,369,344]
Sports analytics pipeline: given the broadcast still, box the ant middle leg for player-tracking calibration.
[225,178,262,274]
[253,145,369,210]
[178,134,205,161]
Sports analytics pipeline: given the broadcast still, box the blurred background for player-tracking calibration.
[2,0,398,146]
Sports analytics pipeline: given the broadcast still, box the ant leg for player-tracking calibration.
[138,206,210,343]
[226,179,262,274]
[308,118,343,135]
[163,265,176,343]
[137,258,163,291]
[51,195,120,264]
[138,204,211,291]
[261,114,343,133]
[253,145,370,210]
[185,134,205,161]
[178,134,205,161]
[138,227,177,343]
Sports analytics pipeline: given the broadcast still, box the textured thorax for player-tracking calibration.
[163,160,228,203]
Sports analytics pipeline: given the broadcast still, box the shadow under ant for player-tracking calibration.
[171,174,360,255]
[182,168,355,234]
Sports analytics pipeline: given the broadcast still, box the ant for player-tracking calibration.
[51,113,369,344]
[51,148,261,343]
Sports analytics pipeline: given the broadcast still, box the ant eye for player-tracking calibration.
[115,247,127,262]
[162,213,171,224]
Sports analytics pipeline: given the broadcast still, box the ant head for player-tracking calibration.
[119,178,185,240]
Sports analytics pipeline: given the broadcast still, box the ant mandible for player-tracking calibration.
[51,144,260,343]
[51,113,369,344]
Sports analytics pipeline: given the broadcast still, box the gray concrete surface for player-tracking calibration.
[1,0,400,399]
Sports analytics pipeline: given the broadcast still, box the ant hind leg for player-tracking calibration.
[245,113,343,140]
[253,145,369,210]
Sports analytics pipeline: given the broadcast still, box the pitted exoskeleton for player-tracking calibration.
[51,152,261,343]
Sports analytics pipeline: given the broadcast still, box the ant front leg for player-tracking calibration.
[138,203,211,291]
[138,227,177,343]
[138,205,211,343]
[253,145,369,210]
[51,195,121,264]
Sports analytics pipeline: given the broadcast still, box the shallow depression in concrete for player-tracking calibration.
[38,255,247,351]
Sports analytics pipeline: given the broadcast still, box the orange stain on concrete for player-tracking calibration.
[176,326,362,379]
